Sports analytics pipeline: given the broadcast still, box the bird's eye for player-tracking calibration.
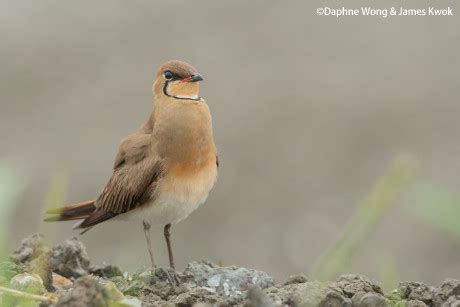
[164,71,174,80]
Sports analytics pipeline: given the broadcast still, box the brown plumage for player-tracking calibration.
[45,60,218,277]
[45,200,95,221]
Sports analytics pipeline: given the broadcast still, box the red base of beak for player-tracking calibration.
[180,77,192,83]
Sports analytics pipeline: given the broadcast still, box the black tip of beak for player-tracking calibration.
[191,73,203,82]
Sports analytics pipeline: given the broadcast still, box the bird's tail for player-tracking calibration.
[44,200,96,223]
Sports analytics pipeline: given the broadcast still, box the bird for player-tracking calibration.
[45,60,218,283]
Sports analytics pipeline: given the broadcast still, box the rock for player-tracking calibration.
[433,279,460,307]
[407,300,428,307]
[172,287,228,305]
[442,295,460,307]
[354,292,387,307]
[161,282,190,301]
[283,274,308,285]
[11,234,50,264]
[332,274,384,298]
[399,281,432,304]
[9,234,53,288]
[7,236,460,306]
[245,286,275,307]
[11,236,91,286]
[55,275,108,307]
[49,237,90,279]
[272,280,340,306]
[328,274,385,307]
[182,261,274,298]
[141,293,163,306]
[9,273,45,294]
[11,236,90,283]
[320,291,352,307]
[52,272,73,290]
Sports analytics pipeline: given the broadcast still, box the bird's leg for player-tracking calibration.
[143,220,156,270]
[164,223,180,284]
[164,223,175,270]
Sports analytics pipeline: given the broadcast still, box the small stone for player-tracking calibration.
[10,235,53,289]
[173,287,226,305]
[52,272,73,290]
[207,274,221,287]
[11,234,50,264]
[432,279,460,307]
[283,274,308,285]
[442,295,460,307]
[49,237,90,279]
[182,261,274,298]
[399,281,432,304]
[291,281,329,306]
[407,300,427,307]
[10,273,45,294]
[334,274,384,298]
[56,275,108,307]
[245,286,275,307]
[355,292,386,307]
[141,293,163,306]
[321,291,352,307]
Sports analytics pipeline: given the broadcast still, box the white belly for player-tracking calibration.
[115,165,217,225]
[131,192,207,225]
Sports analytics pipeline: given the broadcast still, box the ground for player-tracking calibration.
[0,235,458,306]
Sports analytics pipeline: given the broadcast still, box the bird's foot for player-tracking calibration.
[166,268,180,286]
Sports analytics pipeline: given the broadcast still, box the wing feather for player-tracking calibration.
[76,133,164,229]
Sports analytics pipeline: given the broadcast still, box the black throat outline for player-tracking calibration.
[163,81,201,101]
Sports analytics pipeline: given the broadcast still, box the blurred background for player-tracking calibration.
[1,0,459,286]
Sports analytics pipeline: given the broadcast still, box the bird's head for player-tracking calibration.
[153,60,203,101]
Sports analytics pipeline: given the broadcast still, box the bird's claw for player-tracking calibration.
[166,268,180,286]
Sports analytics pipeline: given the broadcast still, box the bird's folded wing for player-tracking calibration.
[113,133,151,169]
[78,134,163,228]
[79,157,163,228]
[99,158,163,213]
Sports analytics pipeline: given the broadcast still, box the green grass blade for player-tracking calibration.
[312,154,417,281]
[0,163,25,260]
[407,182,460,240]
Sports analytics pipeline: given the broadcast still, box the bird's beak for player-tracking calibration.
[180,73,204,83]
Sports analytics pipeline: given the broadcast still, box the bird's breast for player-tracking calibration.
[138,100,218,224]
[162,149,218,198]
[153,100,215,161]
[145,156,217,225]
